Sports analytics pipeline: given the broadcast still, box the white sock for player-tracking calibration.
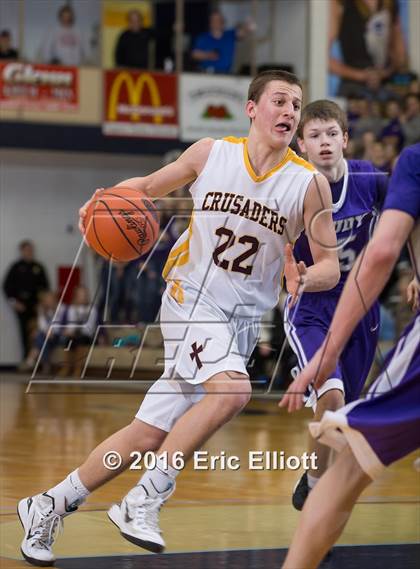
[137,453,180,498]
[307,473,320,489]
[47,469,90,515]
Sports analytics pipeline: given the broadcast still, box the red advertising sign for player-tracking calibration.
[0,62,79,111]
[103,69,178,138]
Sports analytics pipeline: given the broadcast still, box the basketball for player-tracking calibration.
[84,187,159,262]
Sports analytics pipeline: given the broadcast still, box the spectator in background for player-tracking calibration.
[59,285,97,377]
[115,9,154,69]
[383,139,399,170]
[346,97,361,139]
[191,10,249,74]
[0,30,18,60]
[351,98,384,140]
[371,100,384,125]
[3,240,49,358]
[98,261,128,324]
[409,79,419,95]
[380,99,405,151]
[361,130,376,159]
[367,140,390,173]
[124,259,159,324]
[20,291,64,374]
[42,4,88,66]
[402,94,420,145]
[329,0,406,99]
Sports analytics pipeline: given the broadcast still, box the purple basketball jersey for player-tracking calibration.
[383,143,420,281]
[294,159,387,292]
[286,160,385,404]
[310,312,420,478]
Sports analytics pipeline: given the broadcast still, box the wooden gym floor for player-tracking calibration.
[0,373,419,568]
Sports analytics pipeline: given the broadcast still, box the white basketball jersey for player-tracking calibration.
[163,137,317,317]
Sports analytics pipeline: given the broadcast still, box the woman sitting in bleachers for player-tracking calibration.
[20,290,65,374]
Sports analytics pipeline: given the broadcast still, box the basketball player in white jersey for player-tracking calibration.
[17,70,340,566]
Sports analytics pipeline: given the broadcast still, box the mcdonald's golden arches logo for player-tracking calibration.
[108,71,163,123]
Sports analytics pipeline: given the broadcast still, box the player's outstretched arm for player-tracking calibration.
[78,138,214,235]
[116,137,214,199]
[302,174,340,292]
[319,209,414,361]
[280,209,414,412]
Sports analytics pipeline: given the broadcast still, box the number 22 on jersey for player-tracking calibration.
[212,227,260,275]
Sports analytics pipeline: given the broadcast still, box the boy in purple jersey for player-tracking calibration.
[286,100,388,510]
[280,143,420,569]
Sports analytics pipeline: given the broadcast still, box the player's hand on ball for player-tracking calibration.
[284,243,307,307]
[81,186,159,261]
[78,188,104,237]
[279,343,338,412]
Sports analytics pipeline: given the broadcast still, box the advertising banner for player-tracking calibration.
[180,73,251,142]
[103,69,178,138]
[0,62,79,111]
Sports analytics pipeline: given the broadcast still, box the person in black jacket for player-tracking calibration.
[114,9,154,69]
[3,240,49,358]
[0,30,18,60]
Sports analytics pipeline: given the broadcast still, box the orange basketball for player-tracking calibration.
[84,187,159,262]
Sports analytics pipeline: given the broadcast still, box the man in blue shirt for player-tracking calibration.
[191,10,238,74]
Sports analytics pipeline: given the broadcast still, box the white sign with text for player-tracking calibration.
[180,73,251,142]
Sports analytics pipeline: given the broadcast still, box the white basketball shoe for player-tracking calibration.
[17,493,66,567]
[107,482,175,553]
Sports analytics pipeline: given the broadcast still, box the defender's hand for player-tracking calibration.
[279,344,338,412]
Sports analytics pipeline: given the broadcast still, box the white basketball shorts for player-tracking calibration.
[135,283,260,432]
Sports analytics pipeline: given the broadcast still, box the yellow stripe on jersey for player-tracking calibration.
[169,280,184,304]
[162,250,189,280]
[290,152,317,172]
[223,137,315,177]
[166,237,189,260]
[222,136,247,144]
[162,213,194,280]
[244,142,293,183]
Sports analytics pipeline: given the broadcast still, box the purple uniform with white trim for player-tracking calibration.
[286,160,387,405]
[310,144,420,478]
